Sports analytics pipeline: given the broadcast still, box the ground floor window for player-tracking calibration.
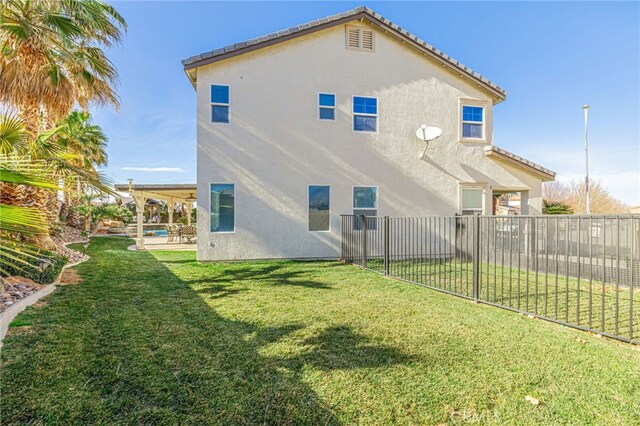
[211,183,235,232]
[353,186,377,229]
[460,187,484,215]
[309,185,330,231]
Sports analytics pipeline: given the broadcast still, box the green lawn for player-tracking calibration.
[2,237,639,425]
[366,257,640,341]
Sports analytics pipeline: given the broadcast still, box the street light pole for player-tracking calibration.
[582,104,590,214]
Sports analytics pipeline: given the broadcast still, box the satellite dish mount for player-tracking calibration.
[415,124,443,158]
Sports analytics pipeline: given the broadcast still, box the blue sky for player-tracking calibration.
[97,1,640,205]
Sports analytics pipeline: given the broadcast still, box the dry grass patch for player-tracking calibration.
[59,269,83,285]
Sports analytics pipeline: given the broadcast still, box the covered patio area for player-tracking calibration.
[125,235,197,252]
[114,183,197,250]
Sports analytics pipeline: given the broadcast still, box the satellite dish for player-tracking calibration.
[416,125,443,142]
[415,125,443,158]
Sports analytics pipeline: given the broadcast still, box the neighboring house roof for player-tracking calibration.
[484,146,556,182]
[182,6,507,102]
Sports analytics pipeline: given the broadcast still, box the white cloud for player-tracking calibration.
[121,166,185,172]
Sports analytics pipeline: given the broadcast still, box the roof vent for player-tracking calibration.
[346,26,374,51]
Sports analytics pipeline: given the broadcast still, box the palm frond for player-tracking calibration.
[0,112,28,154]
[0,235,54,277]
[0,203,50,234]
[0,167,59,190]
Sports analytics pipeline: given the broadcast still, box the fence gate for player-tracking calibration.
[340,214,640,344]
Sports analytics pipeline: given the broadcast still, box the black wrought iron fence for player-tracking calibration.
[340,214,640,344]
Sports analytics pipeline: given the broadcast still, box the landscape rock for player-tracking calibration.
[1,226,90,312]
[0,276,43,313]
[51,225,89,265]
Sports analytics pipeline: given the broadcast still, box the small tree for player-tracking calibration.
[543,180,628,214]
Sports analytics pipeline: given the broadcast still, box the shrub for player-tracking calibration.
[176,211,196,225]
[74,204,134,225]
[542,199,573,215]
[0,247,67,284]
[95,204,134,224]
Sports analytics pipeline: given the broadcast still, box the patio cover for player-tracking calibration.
[114,183,197,250]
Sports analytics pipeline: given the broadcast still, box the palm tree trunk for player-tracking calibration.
[19,100,43,138]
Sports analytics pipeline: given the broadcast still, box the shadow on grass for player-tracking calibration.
[287,326,412,371]
[1,237,409,425]
[195,283,247,299]
[186,263,335,290]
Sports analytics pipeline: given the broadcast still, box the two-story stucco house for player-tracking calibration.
[182,7,555,261]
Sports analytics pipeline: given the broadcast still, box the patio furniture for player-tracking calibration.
[180,225,196,244]
[166,224,181,243]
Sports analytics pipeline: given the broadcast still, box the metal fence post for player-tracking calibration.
[361,215,367,269]
[472,214,480,301]
[340,215,344,260]
[384,216,389,276]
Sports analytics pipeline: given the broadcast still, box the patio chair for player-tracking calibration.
[166,224,181,243]
[180,225,196,244]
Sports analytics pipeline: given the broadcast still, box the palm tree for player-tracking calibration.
[0,0,124,243]
[0,112,113,248]
[0,0,126,133]
[56,111,109,224]
[57,111,108,171]
[0,118,59,273]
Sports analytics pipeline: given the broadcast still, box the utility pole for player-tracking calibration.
[582,104,590,214]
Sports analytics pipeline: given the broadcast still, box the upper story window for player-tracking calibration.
[346,26,374,51]
[462,105,483,139]
[211,85,229,123]
[308,185,330,231]
[211,183,235,232]
[353,96,377,132]
[318,93,335,121]
[460,187,484,215]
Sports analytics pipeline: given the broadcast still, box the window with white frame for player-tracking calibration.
[460,187,484,215]
[211,85,229,123]
[318,93,335,121]
[353,186,377,229]
[462,105,483,139]
[353,96,377,132]
[308,185,330,231]
[210,183,234,232]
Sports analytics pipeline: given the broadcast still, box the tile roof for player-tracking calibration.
[484,146,556,181]
[182,6,506,100]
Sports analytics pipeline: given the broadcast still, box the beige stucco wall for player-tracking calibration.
[195,22,545,260]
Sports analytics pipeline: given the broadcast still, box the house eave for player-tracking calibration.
[181,7,507,103]
[484,146,556,182]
